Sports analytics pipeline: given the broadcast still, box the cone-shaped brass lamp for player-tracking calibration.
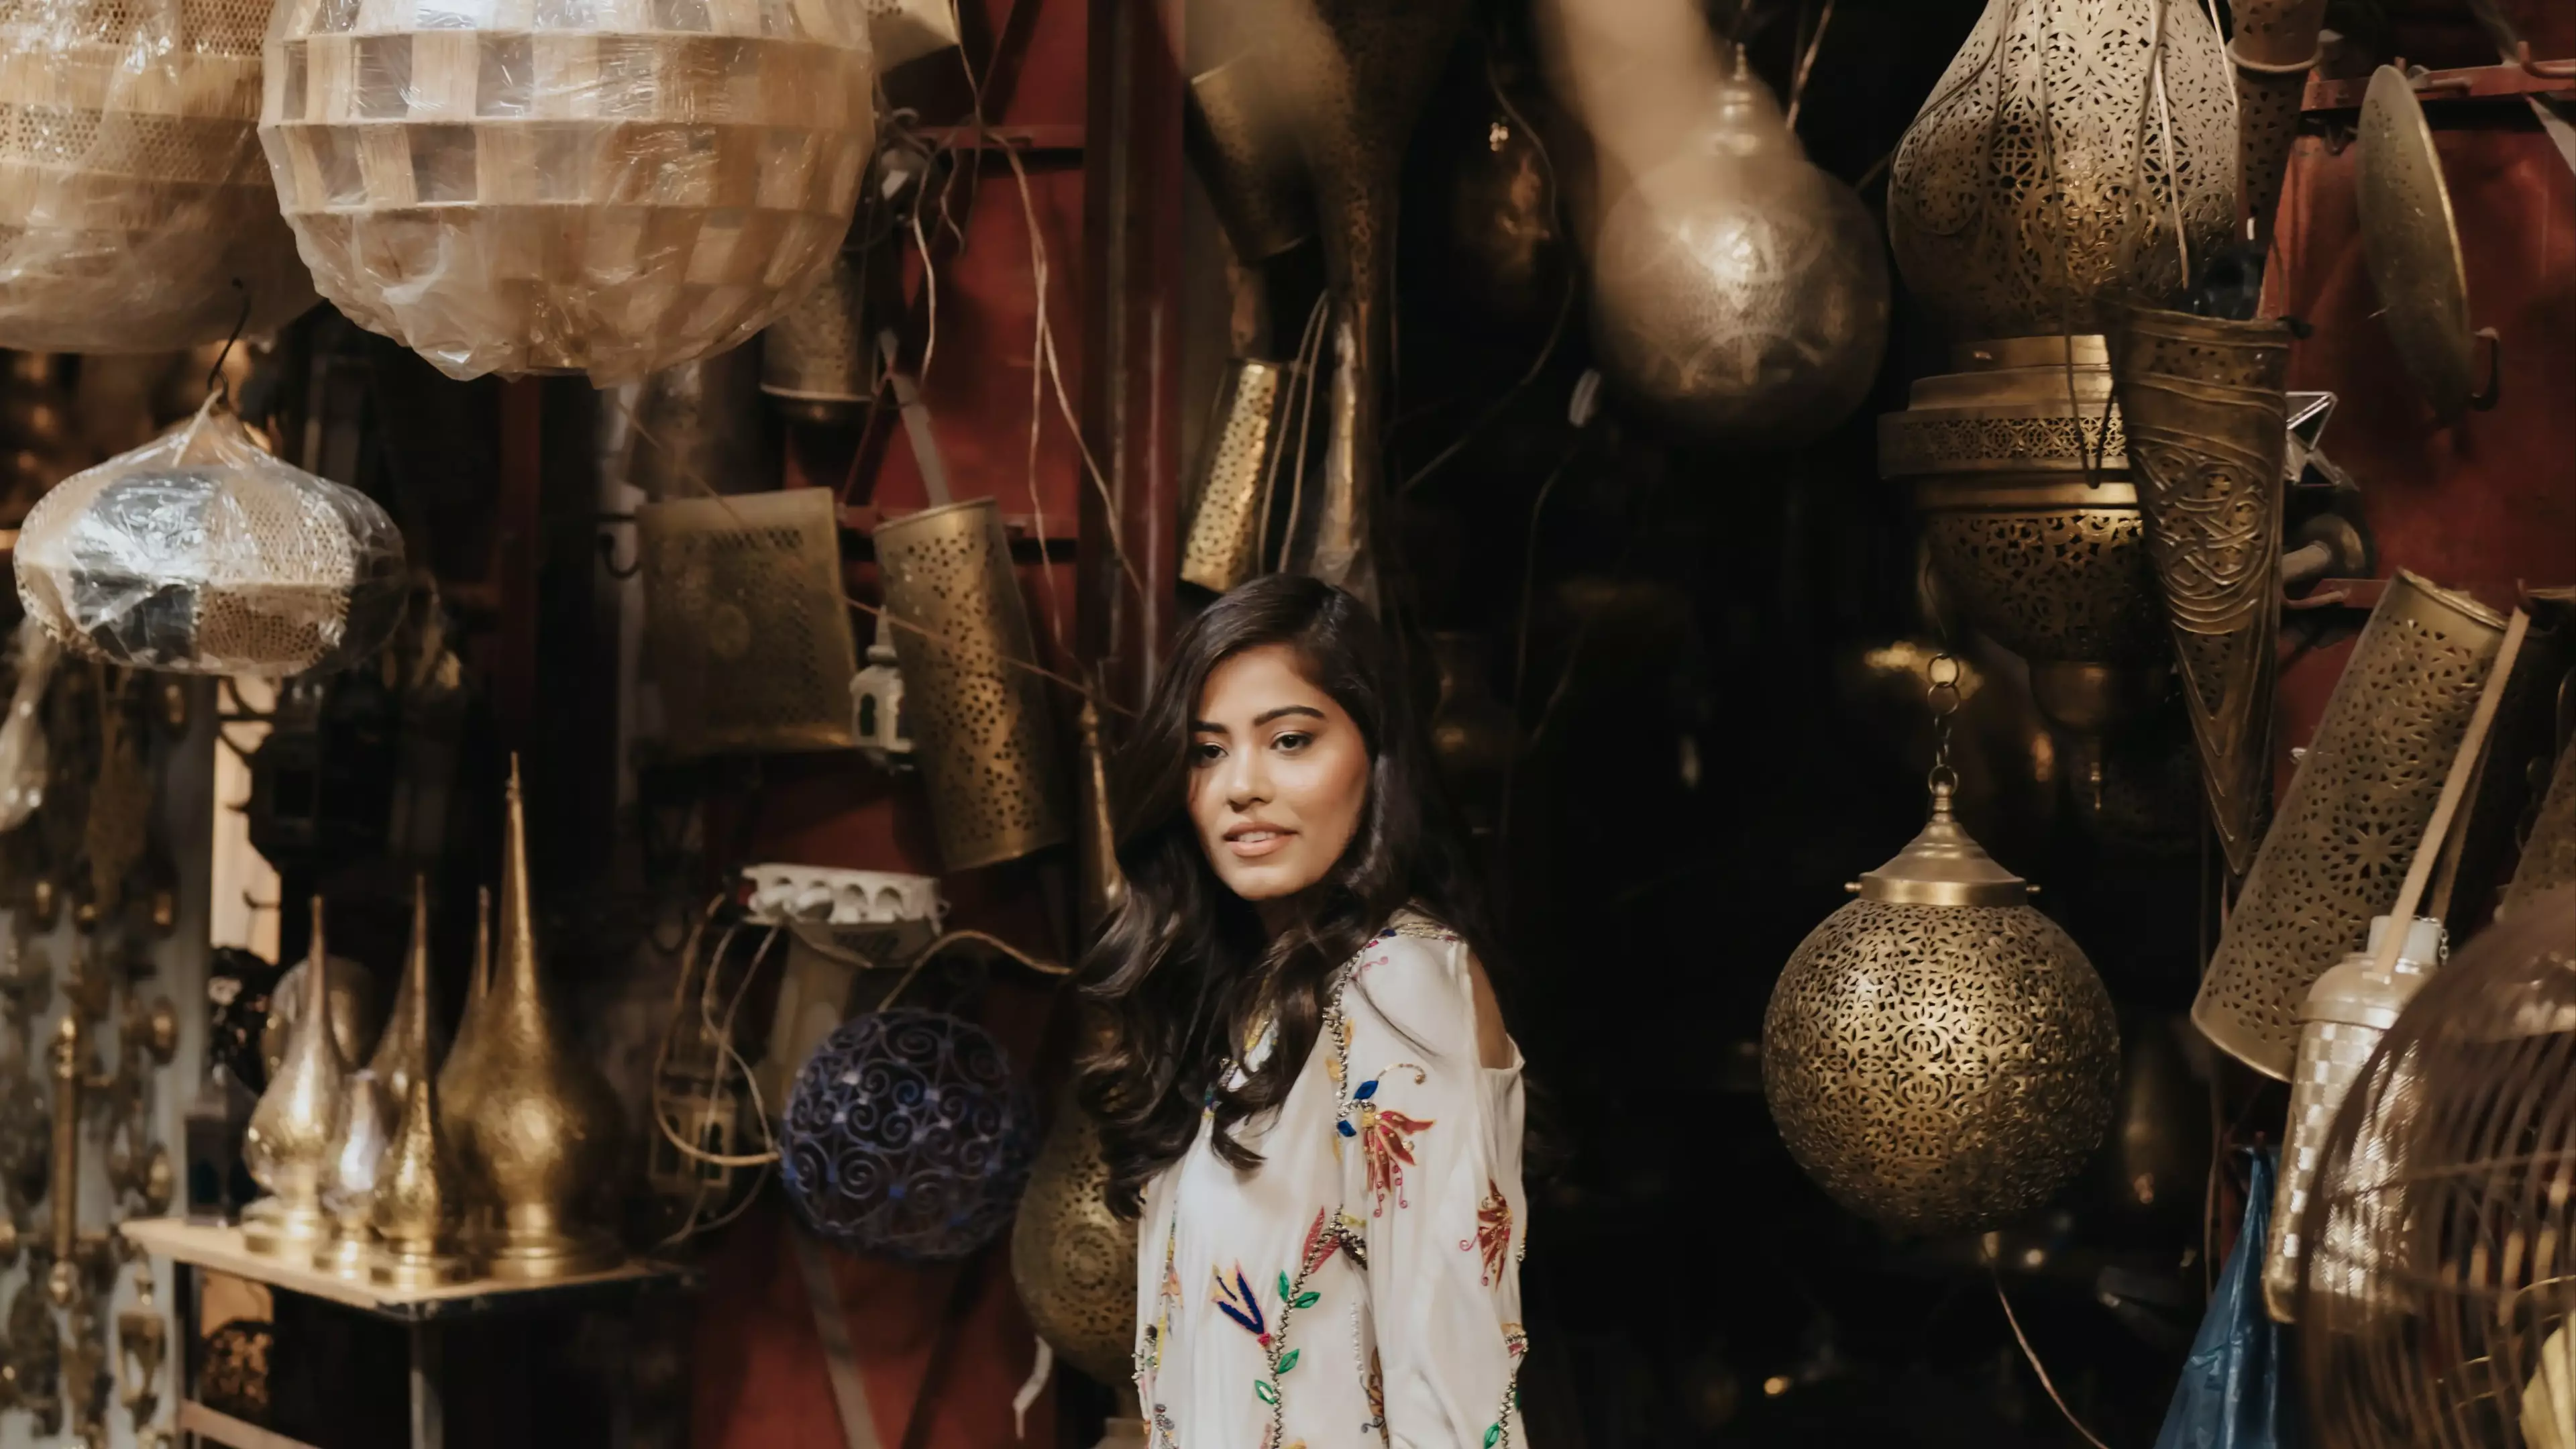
[243,898,350,1257]
[372,922,471,1287]
[311,1070,390,1277]
[449,759,623,1279]
[368,876,443,1112]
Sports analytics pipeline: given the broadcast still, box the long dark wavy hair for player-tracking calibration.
[1075,574,1495,1215]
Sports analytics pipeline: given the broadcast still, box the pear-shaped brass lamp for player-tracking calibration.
[1763,765,2118,1237]
[450,760,624,1280]
[242,898,350,1257]
[367,877,443,1112]
[438,886,494,1244]
[372,914,471,1288]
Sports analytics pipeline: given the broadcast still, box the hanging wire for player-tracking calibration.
[1992,1261,2120,1449]
[1784,0,1839,131]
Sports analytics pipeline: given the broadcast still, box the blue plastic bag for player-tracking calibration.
[2155,1146,2295,1449]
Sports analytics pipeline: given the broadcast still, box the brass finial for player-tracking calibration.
[372,912,470,1287]
[368,876,439,1111]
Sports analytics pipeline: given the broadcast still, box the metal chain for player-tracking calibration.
[1926,653,1964,795]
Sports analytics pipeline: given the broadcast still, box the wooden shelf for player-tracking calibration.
[121,1218,691,1323]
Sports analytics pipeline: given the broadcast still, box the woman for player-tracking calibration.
[1079,575,1530,1448]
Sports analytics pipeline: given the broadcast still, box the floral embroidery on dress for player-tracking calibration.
[1461,1178,1512,1285]
[1342,1069,1433,1214]
[1210,1208,1361,1449]
[1361,1346,1388,1441]
[1479,1325,1532,1448]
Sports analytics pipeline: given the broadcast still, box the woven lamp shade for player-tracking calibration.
[258,0,876,384]
[0,0,317,351]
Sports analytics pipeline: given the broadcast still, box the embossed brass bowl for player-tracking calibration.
[1884,337,2165,733]
[1762,782,2119,1237]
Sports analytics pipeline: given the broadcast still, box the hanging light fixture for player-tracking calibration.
[1764,657,2118,1236]
[15,401,405,678]
[1589,44,1888,448]
[1880,0,2239,749]
[257,0,877,383]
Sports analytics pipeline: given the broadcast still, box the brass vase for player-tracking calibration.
[1254,0,1473,608]
[2108,305,2294,877]
[1008,1094,1138,1390]
[450,761,624,1279]
[372,917,470,1288]
[242,898,350,1257]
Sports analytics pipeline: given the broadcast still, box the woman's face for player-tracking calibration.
[1187,643,1371,906]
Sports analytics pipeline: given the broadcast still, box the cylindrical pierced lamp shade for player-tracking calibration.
[15,407,405,676]
[0,0,317,351]
[2193,570,2508,1078]
[258,0,877,384]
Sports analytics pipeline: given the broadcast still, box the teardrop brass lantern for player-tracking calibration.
[1762,773,2118,1237]
[447,760,625,1280]
[242,898,350,1258]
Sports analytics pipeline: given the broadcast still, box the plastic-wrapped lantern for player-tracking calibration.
[1589,45,1888,449]
[14,404,406,676]
[0,0,317,350]
[258,0,877,384]
[780,1008,1036,1260]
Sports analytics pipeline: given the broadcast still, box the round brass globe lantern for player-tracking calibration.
[1764,678,2119,1236]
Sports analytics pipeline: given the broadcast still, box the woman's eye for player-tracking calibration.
[1272,732,1309,753]
[1190,741,1224,765]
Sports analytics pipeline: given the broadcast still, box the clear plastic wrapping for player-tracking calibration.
[258,0,879,384]
[14,402,407,676]
[0,0,318,351]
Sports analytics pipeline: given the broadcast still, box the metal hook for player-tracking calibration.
[598,529,643,580]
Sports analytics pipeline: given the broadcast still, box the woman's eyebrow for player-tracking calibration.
[1252,705,1327,727]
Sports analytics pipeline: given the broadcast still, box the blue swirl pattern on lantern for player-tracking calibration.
[780,1008,1037,1260]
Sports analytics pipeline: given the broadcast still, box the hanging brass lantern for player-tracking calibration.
[2194,572,2508,1078]
[1179,360,1298,597]
[1009,1095,1138,1391]
[448,759,624,1280]
[1883,335,2166,741]
[2108,305,2295,877]
[2226,0,2328,235]
[2262,915,2444,1323]
[1252,0,1473,608]
[2502,733,2576,917]
[242,898,350,1258]
[1589,45,1888,448]
[1763,682,2118,1237]
[760,250,875,428]
[1885,0,2238,342]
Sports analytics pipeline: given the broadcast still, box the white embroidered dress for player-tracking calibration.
[1132,914,1530,1449]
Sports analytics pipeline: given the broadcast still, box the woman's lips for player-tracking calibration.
[1224,827,1294,859]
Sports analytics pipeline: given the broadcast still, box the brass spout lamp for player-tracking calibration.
[449,759,624,1281]
[242,898,350,1258]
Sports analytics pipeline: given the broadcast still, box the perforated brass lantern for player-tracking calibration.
[873,497,1069,871]
[0,0,316,352]
[2109,305,2294,877]
[258,0,878,384]
[1010,1097,1138,1389]
[2295,888,2576,1448]
[1762,780,2118,1237]
[2503,737,2576,916]
[1881,335,2165,740]
[1589,46,1888,448]
[760,250,873,427]
[1885,0,2237,341]
[1179,359,1296,595]
[2194,571,2508,1079]
[639,486,859,758]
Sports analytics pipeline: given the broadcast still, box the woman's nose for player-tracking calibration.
[1222,746,1268,807]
